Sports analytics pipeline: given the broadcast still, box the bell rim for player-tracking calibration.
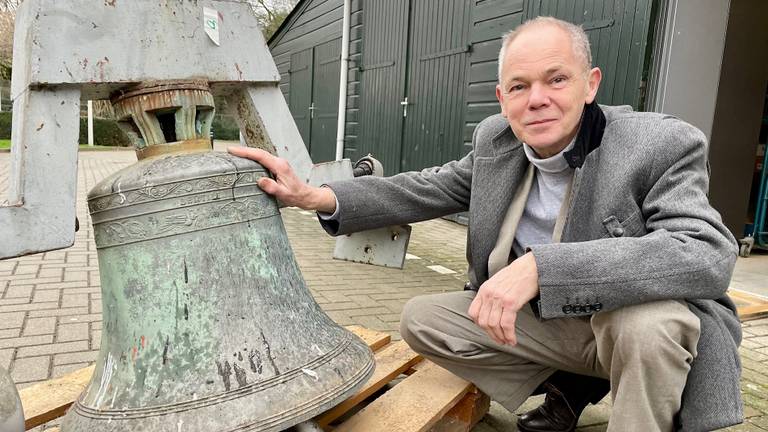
[70,331,373,418]
[63,340,375,432]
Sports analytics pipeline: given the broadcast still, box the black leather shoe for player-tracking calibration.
[517,372,610,432]
[517,382,578,432]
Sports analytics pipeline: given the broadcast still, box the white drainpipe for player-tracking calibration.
[334,0,351,161]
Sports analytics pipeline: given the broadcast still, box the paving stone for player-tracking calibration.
[61,293,89,308]
[36,268,63,279]
[10,356,50,383]
[58,313,102,323]
[0,298,30,306]
[0,349,14,370]
[65,254,88,264]
[63,271,89,282]
[91,329,102,350]
[0,312,25,330]
[0,334,53,350]
[752,336,768,347]
[9,277,62,286]
[32,289,61,304]
[3,285,33,299]
[0,328,21,339]
[52,362,91,379]
[27,307,90,318]
[56,322,89,342]
[23,317,57,336]
[14,265,39,275]
[53,350,98,366]
[16,340,89,358]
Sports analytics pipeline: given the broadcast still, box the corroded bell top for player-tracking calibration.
[111,80,216,160]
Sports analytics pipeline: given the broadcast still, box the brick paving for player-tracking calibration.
[1,148,768,431]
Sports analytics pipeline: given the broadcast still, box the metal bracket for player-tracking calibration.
[0,0,313,259]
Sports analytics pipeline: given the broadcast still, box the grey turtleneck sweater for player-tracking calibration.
[511,138,576,258]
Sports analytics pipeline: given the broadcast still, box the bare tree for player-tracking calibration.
[0,0,21,80]
[248,0,298,39]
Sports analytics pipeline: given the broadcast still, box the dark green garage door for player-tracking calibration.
[524,0,656,108]
[359,0,471,175]
[288,39,342,163]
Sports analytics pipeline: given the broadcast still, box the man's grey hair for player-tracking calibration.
[497,17,592,82]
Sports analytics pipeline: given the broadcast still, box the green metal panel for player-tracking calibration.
[358,0,410,175]
[289,48,313,146]
[310,38,342,162]
[400,0,472,171]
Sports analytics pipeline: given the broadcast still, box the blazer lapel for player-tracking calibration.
[469,126,528,284]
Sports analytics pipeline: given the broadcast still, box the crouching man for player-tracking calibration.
[230,17,742,432]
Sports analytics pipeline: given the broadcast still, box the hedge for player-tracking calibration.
[0,112,9,139]
[212,113,240,141]
[0,112,131,146]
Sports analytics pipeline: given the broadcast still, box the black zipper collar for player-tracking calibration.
[563,102,606,169]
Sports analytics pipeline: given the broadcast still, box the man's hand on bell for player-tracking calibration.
[468,252,540,346]
[228,147,337,213]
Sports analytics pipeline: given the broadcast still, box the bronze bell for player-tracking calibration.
[61,81,375,431]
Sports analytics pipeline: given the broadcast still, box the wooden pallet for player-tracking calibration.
[730,289,768,321]
[19,326,490,432]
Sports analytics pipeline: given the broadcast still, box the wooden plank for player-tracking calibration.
[738,304,768,321]
[333,361,474,432]
[430,388,491,432]
[316,341,423,428]
[728,290,768,321]
[345,325,391,352]
[19,365,94,430]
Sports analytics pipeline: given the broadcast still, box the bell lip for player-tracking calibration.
[62,337,376,432]
[71,331,370,417]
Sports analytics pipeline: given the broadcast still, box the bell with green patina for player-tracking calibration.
[61,82,375,432]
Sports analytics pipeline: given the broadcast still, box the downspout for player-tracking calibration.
[335,0,351,161]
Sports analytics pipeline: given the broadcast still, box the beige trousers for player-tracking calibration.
[400,291,701,432]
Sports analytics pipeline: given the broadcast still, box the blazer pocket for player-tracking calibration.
[602,211,646,238]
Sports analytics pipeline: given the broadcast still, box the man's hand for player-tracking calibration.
[227,147,337,213]
[468,252,540,346]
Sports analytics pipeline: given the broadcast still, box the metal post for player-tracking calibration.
[87,100,94,146]
[334,0,351,161]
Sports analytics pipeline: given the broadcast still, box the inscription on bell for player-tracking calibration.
[178,191,222,206]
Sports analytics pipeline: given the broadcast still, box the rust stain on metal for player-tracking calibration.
[104,0,116,6]
[260,330,280,375]
[248,349,263,374]
[96,57,110,82]
[161,336,170,365]
[216,360,233,391]
[233,363,248,388]
[36,123,45,131]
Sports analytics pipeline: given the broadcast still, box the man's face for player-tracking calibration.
[496,25,601,158]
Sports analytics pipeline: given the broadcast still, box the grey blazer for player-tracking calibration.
[322,105,742,431]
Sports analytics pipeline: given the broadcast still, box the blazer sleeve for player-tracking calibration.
[318,152,474,236]
[527,120,738,320]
